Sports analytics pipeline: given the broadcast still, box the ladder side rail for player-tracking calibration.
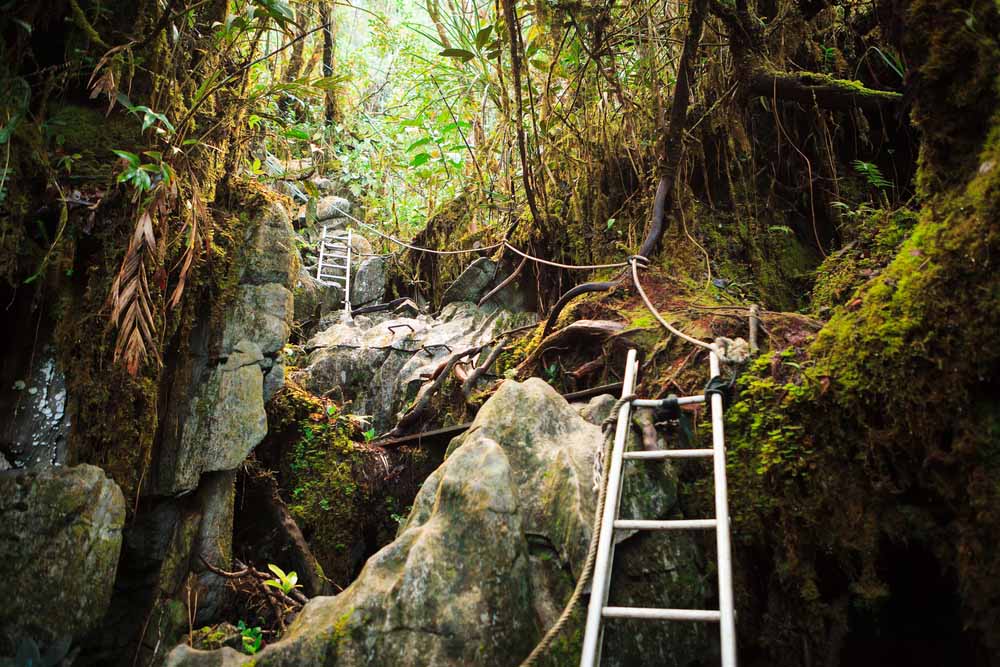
[344,229,352,319]
[316,225,328,283]
[710,349,737,667]
[580,349,639,667]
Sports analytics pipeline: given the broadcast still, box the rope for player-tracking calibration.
[503,241,631,271]
[519,394,635,667]
[327,204,504,255]
[630,257,715,352]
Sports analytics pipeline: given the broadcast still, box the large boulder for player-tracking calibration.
[221,283,293,356]
[168,431,536,667]
[350,256,387,307]
[164,341,267,494]
[441,256,496,305]
[166,379,711,667]
[0,464,125,652]
[301,302,536,432]
[315,195,351,222]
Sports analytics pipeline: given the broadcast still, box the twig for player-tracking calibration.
[479,256,528,307]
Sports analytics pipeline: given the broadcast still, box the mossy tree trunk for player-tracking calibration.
[721,0,1000,660]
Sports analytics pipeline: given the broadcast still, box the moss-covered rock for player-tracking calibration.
[0,464,125,653]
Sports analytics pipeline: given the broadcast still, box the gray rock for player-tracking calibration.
[0,464,125,652]
[441,257,496,305]
[315,195,351,222]
[302,303,536,432]
[263,357,286,402]
[221,283,292,357]
[294,267,344,333]
[308,176,336,195]
[167,342,267,494]
[350,256,387,307]
[242,202,298,289]
[192,471,236,624]
[0,346,68,470]
[168,430,536,667]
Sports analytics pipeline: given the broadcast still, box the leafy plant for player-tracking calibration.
[544,363,559,383]
[852,160,892,190]
[263,563,300,595]
[112,150,173,193]
[363,427,377,442]
[236,621,262,655]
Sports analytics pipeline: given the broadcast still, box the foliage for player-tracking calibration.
[263,563,300,595]
[236,621,263,655]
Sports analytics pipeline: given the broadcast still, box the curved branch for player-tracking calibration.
[542,281,620,338]
[747,70,903,111]
[637,0,710,258]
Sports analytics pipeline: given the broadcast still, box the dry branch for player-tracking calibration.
[516,320,625,378]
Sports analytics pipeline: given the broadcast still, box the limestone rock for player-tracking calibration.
[302,302,535,432]
[350,256,387,307]
[0,464,125,652]
[191,471,236,623]
[242,202,297,289]
[315,195,351,222]
[168,435,537,667]
[221,283,292,356]
[441,256,496,305]
[168,342,267,494]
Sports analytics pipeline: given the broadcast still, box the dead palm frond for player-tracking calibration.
[108,208,160,376]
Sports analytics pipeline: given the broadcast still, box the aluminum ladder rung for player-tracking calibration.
[632,395,705,408]
[319,274,347,282]
[614,519,717,531]
[623,449,714,460]
[602,607,721,622]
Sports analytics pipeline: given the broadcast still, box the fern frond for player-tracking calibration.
[852,160,892,189]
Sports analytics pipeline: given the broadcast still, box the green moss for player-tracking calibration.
[266,383,365,586]
[703,26,1000,656]
[811,205,918,313]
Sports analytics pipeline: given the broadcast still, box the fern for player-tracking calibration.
[852,160,892,190]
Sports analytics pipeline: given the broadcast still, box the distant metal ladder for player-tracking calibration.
[316,225,352,318]
[580,348,737,667]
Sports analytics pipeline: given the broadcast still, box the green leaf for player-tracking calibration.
[112,150,141,167]
[285,127,310,141]
[475,25,494,49]
[439,48,475,62]
[410,152,431,167]
[406,137,431,152]
[268,563,287,579]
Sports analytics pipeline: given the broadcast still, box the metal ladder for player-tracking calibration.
[316,225,352,318]
[580,348,737,667]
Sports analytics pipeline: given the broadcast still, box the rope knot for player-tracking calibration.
[712,337,751,364]
[628,255,651,268]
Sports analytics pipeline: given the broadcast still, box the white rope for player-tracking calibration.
[503,241,631,271]
[630,256,716,352]
[327,204,504,255]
